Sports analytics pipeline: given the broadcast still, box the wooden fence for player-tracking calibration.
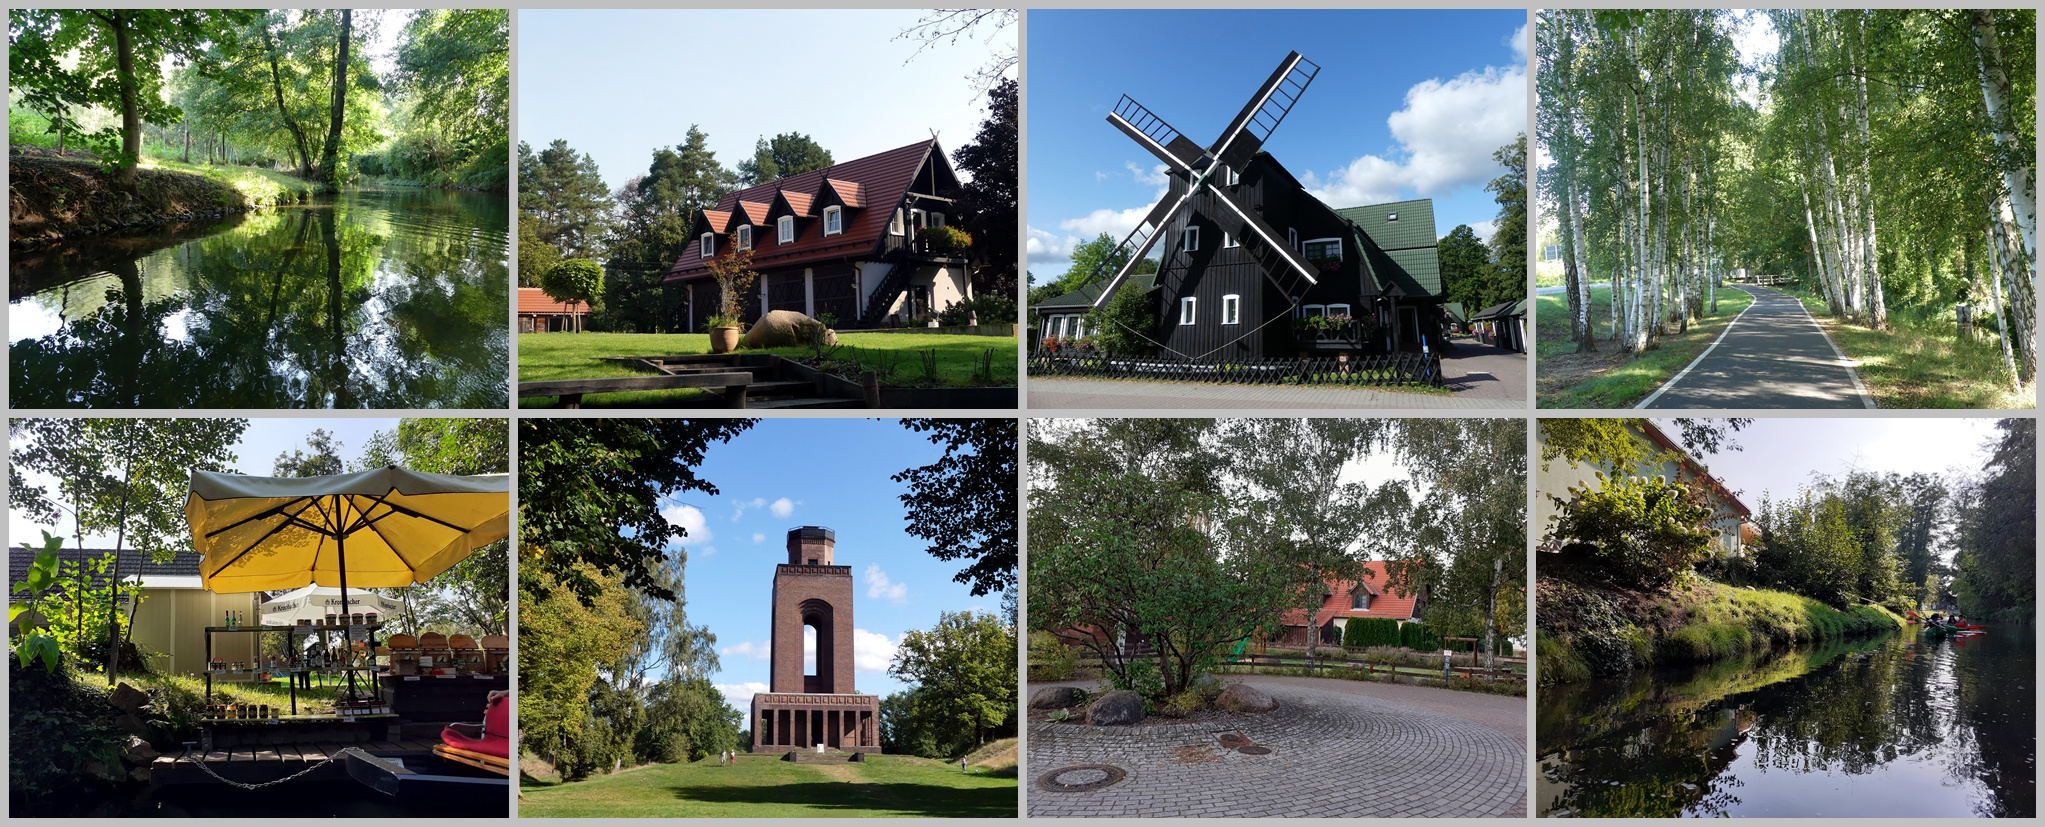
[1027,352,1444,387]
[1218,651,1526,685]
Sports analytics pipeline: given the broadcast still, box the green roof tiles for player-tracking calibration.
[1338,199,1441,298]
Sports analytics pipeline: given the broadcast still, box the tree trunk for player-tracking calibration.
[1970,10,2038,262]
[104,456,136,685]
[1482,556,1500,673]
[264,22,315,179]
[315,9,353,187]
[107,12,141,190]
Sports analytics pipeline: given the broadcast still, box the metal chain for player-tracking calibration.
[178,744,339,790]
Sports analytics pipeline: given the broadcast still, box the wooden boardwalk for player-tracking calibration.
[151,738,442,787]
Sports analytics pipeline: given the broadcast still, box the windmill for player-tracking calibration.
[1084,52,1326,310]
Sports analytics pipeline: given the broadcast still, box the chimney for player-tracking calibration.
[786,526,836,566]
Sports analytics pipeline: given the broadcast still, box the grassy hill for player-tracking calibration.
[518,749,1018,818]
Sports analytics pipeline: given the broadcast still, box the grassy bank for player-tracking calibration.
[517,331,1017,407]
[1536,575,1902,685]
[1776,287,2035,409]
[9,152,316,246]
[1535,285,1753,408]
[517,749,1018,818]
[140,157,316,207]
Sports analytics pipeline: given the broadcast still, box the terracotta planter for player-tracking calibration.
[709,326,741,353]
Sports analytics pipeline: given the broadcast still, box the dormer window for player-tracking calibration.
[777,215,794,244]
[824,206,843,236]
[737,224,752,250]
[1352,592,1371,611]
[890,209,905,236]
[700,233,714,258]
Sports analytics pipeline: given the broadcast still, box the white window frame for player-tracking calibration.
[1181,225,1200,253]
[1221,294,1240,325]
[910,208,925,233]
[737,224,752,250]
[1352,592,1371,611]
[1287,227,1298,250]
[700,233,714,258]
[1386,212,1398,222]
[1222,164,1239,186]
[1301,304,1327,318]
[1327,303,1352,319]
[1223,231,1240,249]
[929,212,945,227]
[824,206,843,236]
[890,209,905,236]
[1302,237,1342,261]
[1179,296,1197,326]
[777,215,795,244]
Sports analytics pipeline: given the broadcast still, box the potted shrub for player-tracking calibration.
[920,224,972,256]
[704,230,759,353]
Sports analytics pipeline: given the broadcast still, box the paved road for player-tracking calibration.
[1025,678,1525,818]
[1640,286,1872,409]
[1027,338,1528,410]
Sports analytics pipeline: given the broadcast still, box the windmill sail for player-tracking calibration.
[1212,52,1320,170]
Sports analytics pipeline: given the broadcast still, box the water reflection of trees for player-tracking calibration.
[9,191,508,408]
[1539,631,2034,817]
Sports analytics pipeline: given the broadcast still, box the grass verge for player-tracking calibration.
[1535,285,1753,408]
[516,752,1018,818]
[1776,287,2035,409]
[517,331,1016,407]
[141,157,316,207]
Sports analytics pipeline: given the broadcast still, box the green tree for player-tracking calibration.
[517,419,754,605]
[388,9,508,188]
[1549,475,1715,592]
[951,78,1019,299]
[519,139,614,268]
[518,564,643,779]
[1486,132,1529,310]
[541,258,605,332]
[888,611,1018,757]
[893,419,1016,597]
[735,132,834,185]
[1437,224,1492,311]
[272,428,346,477]
[1953,419,2035,619]
[360,418,511,635]
[8,9,256,188]
[606,126,736,331]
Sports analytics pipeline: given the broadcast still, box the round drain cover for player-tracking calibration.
[1036,763,1128,792]
[1237,745,1273,755]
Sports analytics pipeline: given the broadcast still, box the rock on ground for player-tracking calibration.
[1086,689,1146,726]
[108,682,149,712]
[1216,683,1276,713]
[1030,685,1086,709]
[743,310,835,348]
[122,735,160,764]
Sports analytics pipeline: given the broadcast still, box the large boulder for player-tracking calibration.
[1029,685,1086,710]
[1085,689,1145,726]
[108,682,149,712]
[1215,684,1276,713]
[121,735,160,765]
[113,713,149,737]
[742,310,836,349]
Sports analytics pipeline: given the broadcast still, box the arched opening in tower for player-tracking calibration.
[798,598,836,693]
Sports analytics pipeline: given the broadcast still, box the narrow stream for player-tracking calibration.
[10,187,508,408]
[1538,625,2034,817]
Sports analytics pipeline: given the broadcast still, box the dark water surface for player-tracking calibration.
[1538,625,2034,817]
[10,187,508,408]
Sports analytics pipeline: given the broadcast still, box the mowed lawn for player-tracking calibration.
[1535,285,1753,408]
[518,752,1019,818]
[518,331,1017,407]
[1778,288,2034,409]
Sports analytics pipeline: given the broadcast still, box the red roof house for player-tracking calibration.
[1276,561,1427,646]
[666,139,973,331]
[518,287,589,333]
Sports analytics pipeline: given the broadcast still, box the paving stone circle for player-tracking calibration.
[1026,682,1525,818]
[1036,763,1128,793]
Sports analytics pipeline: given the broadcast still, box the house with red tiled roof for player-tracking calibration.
[518,287,590,333]
[665,139,973,331]
[1275,561,1427,646]
[1535,419,1754,558]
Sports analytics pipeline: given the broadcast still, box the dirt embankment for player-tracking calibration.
[9,150,253,247]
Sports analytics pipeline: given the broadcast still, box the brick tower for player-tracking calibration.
[750,527,882,753]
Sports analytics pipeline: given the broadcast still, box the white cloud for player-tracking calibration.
[1125,160,1169,188]
[731,497,767,522]
[1058,202,1158,240]
[661,504,711,543]
[752,532,765,544]
[769,497,795,518]
[699,545,718,556]
[1028,226,1080,266]
[721,640,771,661]
[853,628,897,672]
[715,681,769,707]
[864,564,908,604]
[1508,22,1529,64]
[1468,219,1499,243]
[1304,63,1526,207]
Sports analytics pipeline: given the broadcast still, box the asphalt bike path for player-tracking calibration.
[1639,286,1872,409]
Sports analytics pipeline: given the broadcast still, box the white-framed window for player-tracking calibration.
[777,215,795,244]
[1386,212,1398,222]
[1287,227,1298,250]
[1351,592,1371,611]
[929,212,945,227]
[700,233,714,258]
[910,208,925,233]
[824,206,843,236]
[1179,296,1197,325]
[737,224,752,250]
[1221,294,1240,325]
[1301,304,1327,318]
[1221,164,1239,186]
[890,209,905,236]
[1327,303,1352,318]
[1223,231,1240,249]
[1181,225,1200,253]
[1302,237,1342,261]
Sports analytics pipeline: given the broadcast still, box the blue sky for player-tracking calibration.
[519,10,1010,192]
[9,418,409,547]
[650,419,1008,708]
[1027,9,1529,282]
[1657,418,2001,508]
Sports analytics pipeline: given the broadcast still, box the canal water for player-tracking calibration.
[1538,625,2034,818]
[9,187,508,408]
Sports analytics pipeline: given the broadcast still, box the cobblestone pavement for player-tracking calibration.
[1026,681,1525,818]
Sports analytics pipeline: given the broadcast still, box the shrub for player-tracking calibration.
[1398,621,1442,652]
[9,659,125,810]
[1027,631,1079,681]
[1157,690,1204,718]
[921,224,972,256]
[1342,617,1401,648]
[540,258,604,320]
[1548,476,1715,591]
[937,292,1018,327]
